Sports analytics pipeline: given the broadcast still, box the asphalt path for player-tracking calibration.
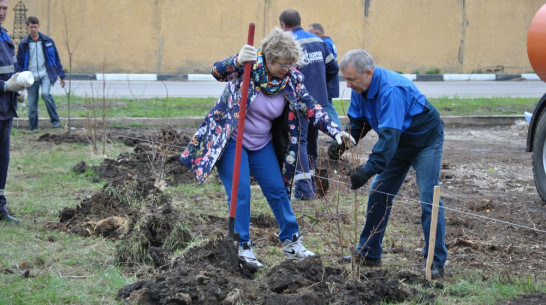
[51,80,546,99]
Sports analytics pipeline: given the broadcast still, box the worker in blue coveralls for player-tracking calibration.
[308,22,341,127]
[331,49,448,279]
[279,9,339,200]
[0,0,30,222]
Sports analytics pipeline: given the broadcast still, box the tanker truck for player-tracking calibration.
[526,4,546,203]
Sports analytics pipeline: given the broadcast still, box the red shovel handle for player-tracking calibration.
[228,23,255,239]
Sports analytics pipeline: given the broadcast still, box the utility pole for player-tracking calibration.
[12,1,27,49]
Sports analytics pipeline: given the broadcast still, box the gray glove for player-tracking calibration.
[237,44,257,66]
[5,73,26,92]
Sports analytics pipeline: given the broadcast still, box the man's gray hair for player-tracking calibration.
[340,49,375,74]
[262,27,303,66]
[309,23,324,35]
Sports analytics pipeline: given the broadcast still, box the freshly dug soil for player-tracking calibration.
[39,122,545,304]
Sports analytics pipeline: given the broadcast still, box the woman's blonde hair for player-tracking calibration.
[261,27,302,66]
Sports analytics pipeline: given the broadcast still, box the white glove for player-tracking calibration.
[5,73,26,91]
[237,44,257,66]
[17,89,27,103]
[16,71,34,87]
[335,131,356,148]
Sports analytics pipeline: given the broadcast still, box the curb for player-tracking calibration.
[65,73,542,82]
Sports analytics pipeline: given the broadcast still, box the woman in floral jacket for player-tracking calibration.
[180,27,354,268]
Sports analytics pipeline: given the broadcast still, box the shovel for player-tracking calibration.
[228,23,256,245]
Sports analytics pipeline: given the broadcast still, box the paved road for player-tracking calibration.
[51,80,546,99]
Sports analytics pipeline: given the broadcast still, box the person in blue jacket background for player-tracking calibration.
[308,22,341,127]
[331,49,448,278]
[16,16,66,130]
[279,9,339,201]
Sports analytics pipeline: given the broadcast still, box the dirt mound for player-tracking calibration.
[42,128,196,186]
[51,173,192,268]
[38,132,89,144]
[117,236,411,305]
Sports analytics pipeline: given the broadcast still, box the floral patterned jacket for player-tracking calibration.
[180,55,342,194]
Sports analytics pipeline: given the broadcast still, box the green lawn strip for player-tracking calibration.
[27,96,541,120]
[46,95,217,118]
[332,97,538,117]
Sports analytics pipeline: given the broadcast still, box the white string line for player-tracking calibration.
[316,174,546,235]
[104,131,546,235]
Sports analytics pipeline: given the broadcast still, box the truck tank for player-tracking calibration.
[526,3,546,202]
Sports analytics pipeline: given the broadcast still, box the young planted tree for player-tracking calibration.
[60,0,79,134]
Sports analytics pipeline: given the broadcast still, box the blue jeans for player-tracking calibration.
[27,75,60,130]
[356,131,448,268]
[216,139,300,244]
[293,112,318,200]
[0,119,12,207]
[323,98,342,127]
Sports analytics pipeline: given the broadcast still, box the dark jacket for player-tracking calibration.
[16,32,65,85]
[291,27,339,107]
[0,26,18,120]
[321,36,340,99]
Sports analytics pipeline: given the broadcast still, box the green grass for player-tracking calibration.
[52,95,217,118]
[438,272,546,304]
[0,130,134,305]
[428,97,538,115]
[331,97,538,117]
[27,95,540,122]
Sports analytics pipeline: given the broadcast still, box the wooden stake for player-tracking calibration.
[425,185,440,281]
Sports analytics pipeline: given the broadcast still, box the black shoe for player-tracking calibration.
[421,264,445,279]
[0,207,20,223]
[341,255,382,267]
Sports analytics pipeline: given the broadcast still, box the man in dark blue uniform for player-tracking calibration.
[279,9,339,200]
[308,22,341,127]
[0,0,28,222]
[332,49,447,278]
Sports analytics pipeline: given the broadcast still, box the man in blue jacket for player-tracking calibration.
[308,23,341,127]
[0,0,30,222]
[279,9,339,200]
[16,16,66,130]
[331,49,447,278]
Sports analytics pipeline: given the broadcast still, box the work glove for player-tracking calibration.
[237,44,257,66]
[17,89,27,103]
[349,166,369,190]
[335,131,356,148]
[17,71,34,87]
[5,73,26,92]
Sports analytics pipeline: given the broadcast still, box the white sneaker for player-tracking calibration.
[282,233,316,260]
[238,241,263,268]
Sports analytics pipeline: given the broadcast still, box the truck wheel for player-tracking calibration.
[532,111,546,203]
